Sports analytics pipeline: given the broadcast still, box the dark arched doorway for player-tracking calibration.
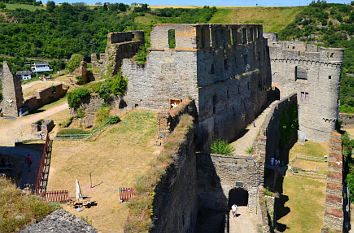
[228,187,248,208]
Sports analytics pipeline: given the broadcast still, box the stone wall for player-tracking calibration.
[23,84,68,111]
[254,93,298,186]
[1,61,23,117]
[321,132,344,233]
[93,31,144,76]
[123,24,271,151]
[197,154,259,213]
[150,116,198,233]
[264,33,344,142]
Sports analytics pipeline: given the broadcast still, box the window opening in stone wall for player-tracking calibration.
[242,28,247,44]
[330,53,334,58]
[230,29,234,46]
[201,28,205,49]
[243,54,248,65]
[250,28,254,42]
[227,89,229,99]
[301,92,309,101]
[213,94,217,114]
[168,29,176,49]
[295,66,307,81]
[210,64,215,74]
[258,51,261,62]
[256,27,259,39]
[238,87,240,94]
[224,58,228,70]
[248,82,250,90]
[329,75,331,79]
[258,28,261,39]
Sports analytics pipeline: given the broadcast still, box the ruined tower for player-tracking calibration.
[1,61,23,117]
[264,32,344,142]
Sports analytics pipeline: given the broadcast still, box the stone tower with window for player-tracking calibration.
[264,32,344,142]
[1,61,23,117]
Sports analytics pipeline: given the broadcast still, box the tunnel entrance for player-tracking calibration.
[228,187,248,207]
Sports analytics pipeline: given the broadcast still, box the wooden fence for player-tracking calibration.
[40,190,69,203]
[119,188,136,202]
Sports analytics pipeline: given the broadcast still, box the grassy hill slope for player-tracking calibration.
[209,7,304,33]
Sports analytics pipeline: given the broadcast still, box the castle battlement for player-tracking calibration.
[150,24,264,51]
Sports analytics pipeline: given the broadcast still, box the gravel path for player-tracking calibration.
[229,206,258,233]
[0,103,68,146]
[231,101,278,156]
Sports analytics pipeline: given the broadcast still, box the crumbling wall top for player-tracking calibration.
[108,30,144,44]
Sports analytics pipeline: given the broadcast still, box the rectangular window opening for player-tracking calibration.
[168,29,176,49]
[329,75,332,79]
[243,54,248,65]
[230,29,234,46]
[242,28,247,44]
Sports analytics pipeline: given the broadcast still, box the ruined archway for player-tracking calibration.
[228,187,248,207]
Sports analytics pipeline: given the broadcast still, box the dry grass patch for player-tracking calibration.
[0,177,59,233]
[209,7,303,32]
[277,175,326,232]
[47,110,158,233]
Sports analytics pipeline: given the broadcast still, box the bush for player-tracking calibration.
[0,2,6,9]
[76,75,84,85]
[108,115,121,124]
[133,45,148,65]
[66,54,83,72]
[246,146,254,155]
[95,106,111,125]
[107,72,128,97]
[77,106,85,118]
[67,87,90,108]
[211,139,235,155]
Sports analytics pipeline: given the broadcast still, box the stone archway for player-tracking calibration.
[228,187,248,208]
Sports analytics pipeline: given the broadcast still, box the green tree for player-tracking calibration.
[66,54,83,72]
[46,1,55,12]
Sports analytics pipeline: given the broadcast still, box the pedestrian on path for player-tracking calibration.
[232,204,238,218]
[253,121,256,127]
[25,154,32,172]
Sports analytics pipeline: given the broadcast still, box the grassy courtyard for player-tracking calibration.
[47,110,159,233]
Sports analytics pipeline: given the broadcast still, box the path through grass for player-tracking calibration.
[277,175,326,232]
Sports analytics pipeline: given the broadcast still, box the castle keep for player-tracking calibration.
[264,32,344,142]
[122,24,271,148]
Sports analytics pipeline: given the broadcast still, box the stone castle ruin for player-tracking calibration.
[122,24,272,149]
[264,32,344,142]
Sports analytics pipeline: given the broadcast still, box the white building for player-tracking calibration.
[16,71,32,81]
[31,62,52,73]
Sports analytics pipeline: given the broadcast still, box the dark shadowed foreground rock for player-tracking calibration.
[20,209,97,233]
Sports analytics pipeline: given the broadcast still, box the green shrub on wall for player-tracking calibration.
[211,139,235,155]
[67,87,90,108]
[66,54,83,72]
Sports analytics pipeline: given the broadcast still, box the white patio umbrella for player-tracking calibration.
[75,179,83,202]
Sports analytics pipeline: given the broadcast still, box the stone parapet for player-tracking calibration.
[321,132,344,232]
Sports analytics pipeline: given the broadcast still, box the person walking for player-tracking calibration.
[25,154,32,172]
[231,204,238,218]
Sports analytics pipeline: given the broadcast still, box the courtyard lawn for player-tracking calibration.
[277,175,326,232]
[47,110,160,233]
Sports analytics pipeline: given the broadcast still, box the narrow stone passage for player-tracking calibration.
[231,101,278,156]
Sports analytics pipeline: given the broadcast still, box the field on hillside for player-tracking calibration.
[47,110,159,233]
[4,3,44,11]
[209,7,304,32]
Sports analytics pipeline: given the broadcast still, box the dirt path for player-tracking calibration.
[229,206,258,233]
[0,103,68,146]
[231,101,278,155]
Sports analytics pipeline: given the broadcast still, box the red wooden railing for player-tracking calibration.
[35,132,51,195]
[40,190,69,203]
[119,187,136,202]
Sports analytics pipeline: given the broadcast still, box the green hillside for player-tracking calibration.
[209,6,304,33]
[278,1,354,113]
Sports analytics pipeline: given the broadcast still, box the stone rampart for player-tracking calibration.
[151,119,198,233]
[339,113,354,129]
[254,93,298,185]
[23,84,68,111]
[321,132,344,233]
[264,33,344,142]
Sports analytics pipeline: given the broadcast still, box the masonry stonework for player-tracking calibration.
[122,24,271,150]
[1,61,23,117]
[264,32,344,142]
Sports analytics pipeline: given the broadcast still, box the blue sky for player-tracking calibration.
[49,0,352,6]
